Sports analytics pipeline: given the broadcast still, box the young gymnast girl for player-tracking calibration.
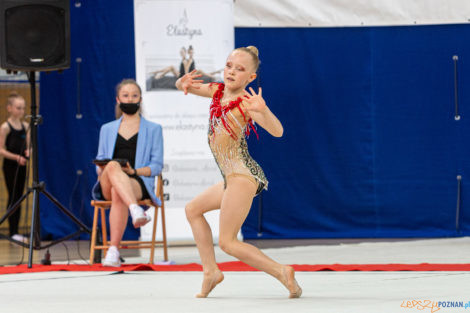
[175,46,302,298]
[0,92,30,242]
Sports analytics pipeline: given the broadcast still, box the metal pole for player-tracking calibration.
[27,71,40,268]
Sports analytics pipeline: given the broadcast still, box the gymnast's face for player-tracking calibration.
[7,98,26,119]
[224,50,256,89]
[116,83,141,104]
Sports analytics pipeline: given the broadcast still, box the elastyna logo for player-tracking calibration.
[166,9,202,40]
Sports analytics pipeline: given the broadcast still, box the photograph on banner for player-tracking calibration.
[135,0,234,241]
[135,1,232,92]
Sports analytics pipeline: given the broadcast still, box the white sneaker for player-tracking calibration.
[11,234,28,243]
[129,204,151,228]
[102,246,121,267]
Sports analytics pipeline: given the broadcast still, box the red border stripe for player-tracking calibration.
[1,262,470,275]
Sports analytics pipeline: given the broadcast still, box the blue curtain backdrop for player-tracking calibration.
[238,25,470,239]
[38,1,139,239]
[38,2,470,239]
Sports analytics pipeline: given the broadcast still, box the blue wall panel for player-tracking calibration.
[237,25,470,239]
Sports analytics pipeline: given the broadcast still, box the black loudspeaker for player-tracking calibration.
[0,0,70,71]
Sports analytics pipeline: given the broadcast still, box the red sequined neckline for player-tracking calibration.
[209,83,258,140]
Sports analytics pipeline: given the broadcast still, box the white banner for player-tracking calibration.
[234,0,470,27]
[134,0,234,242]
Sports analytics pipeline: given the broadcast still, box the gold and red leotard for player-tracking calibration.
[208,83,268,195]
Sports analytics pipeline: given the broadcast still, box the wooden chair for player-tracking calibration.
[89,174,168,264]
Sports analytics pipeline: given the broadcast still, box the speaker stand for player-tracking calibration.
[0,71,91,268]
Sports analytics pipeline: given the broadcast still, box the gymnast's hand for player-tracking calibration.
[244,87,267,113]
[180,69,204,95]
[17,155,27,166]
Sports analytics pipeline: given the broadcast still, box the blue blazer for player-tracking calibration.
[93,116,163,206]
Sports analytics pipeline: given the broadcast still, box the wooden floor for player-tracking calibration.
[0,239,139,266]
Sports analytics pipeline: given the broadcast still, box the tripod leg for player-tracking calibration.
[0,188,33,226]
[41,189,91,233]
[28,188,40,268]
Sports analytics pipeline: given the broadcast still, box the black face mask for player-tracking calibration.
[119,101,140,115]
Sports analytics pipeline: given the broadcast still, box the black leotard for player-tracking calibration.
[112,133,150,199]
[2,121,27,235]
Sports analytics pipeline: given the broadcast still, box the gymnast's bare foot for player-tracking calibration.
[281,265,302,298]
[196,270,224,298]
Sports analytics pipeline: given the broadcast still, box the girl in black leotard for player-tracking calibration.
[0,92,30,242]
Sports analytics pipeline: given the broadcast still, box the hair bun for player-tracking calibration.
[8,91,20,97]
[246,45,259,57]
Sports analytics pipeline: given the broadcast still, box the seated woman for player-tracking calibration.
[93,79,163,267]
